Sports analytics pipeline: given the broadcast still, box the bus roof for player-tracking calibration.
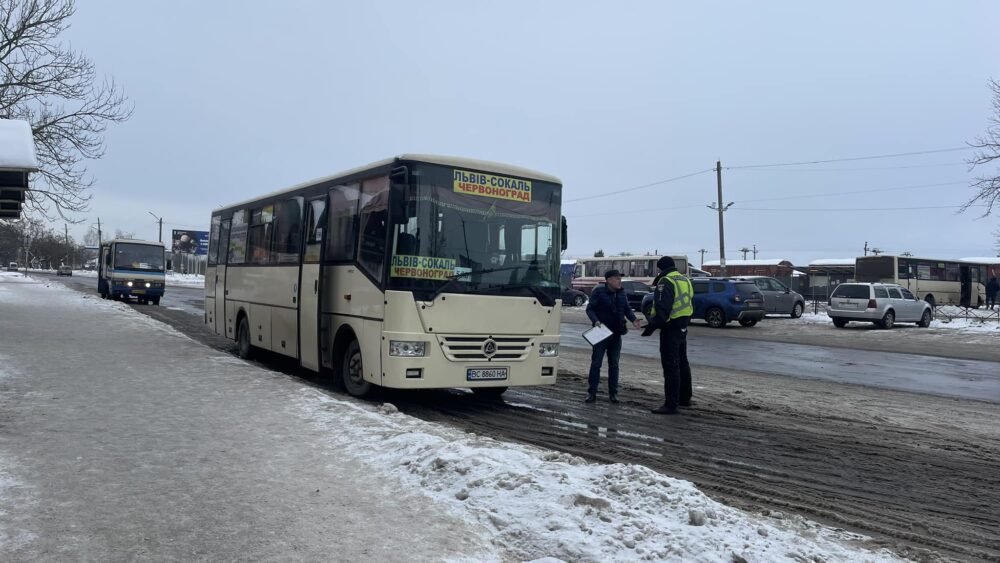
[212,154,562,214]
[576,255,687,262]
[105,238,164,247]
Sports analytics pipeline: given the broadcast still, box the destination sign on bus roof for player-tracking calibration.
[453,169,532,203]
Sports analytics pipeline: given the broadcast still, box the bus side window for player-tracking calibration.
[218,219,231,265]
[228,209,249,264]
[208,216,221,266]
[357,176,390,281]
[327,184,360,262]
[273,198,303,264]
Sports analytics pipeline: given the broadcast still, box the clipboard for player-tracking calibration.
[582,324,614,346]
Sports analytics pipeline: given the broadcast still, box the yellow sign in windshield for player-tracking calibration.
[453,169,532,203]
[391,255,457,280]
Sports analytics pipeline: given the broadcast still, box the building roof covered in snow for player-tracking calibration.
[702,259,793,267]
[0,119,38,171]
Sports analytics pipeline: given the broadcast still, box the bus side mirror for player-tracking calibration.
[561,216,568,252]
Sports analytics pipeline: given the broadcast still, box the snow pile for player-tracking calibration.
[165,273,205,288]
[799,311,999,333]
[0,119,38,170]
[0,271,35,285]
[297,392,903,563]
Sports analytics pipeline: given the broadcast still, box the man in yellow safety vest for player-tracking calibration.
[647,256,694,415]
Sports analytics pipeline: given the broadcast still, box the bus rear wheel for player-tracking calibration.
[151,296,160,306]
[342,340,374,398]
[236,316,253,359]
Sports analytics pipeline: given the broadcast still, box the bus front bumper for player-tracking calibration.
[380,332,559,389]
[111,285,165,298]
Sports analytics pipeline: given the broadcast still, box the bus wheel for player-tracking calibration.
[342,340,373,398]
[924,295,936,308]
[151,296,160,306]
[472,387,508,400]
[237,316,253,359]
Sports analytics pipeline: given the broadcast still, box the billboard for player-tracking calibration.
[171,229,209,255]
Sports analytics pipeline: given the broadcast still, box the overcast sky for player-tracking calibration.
[60,1,1000,265]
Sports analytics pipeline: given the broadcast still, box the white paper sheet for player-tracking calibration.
[582,324,614,346]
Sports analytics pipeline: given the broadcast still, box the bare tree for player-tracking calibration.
[113,228,133,239]
[967,78,1000,216]
[0,0,132,219]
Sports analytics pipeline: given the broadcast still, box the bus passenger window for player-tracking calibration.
[357,176,389,280]
[272,198,303,264]
[228,209,249,264]
[327,184,360,262]
[303,198,326,263]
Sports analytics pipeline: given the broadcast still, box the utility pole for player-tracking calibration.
[148,211,163,242]
[707,160,733,276]
[739,247,750,260]
[64,224,71,268]
[752,244,758,259]
[864,241,869,256]
[97,217,102,244]
[697,248,707,269]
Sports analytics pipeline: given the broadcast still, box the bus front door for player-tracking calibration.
[215,219,231,337]
[298,196,326,372]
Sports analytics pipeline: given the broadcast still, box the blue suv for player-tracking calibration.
[692,278,766,328]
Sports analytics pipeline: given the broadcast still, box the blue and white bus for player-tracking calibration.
[98,238,166,304]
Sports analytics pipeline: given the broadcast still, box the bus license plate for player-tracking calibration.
[132,289,145,294]
[467,367,508,381]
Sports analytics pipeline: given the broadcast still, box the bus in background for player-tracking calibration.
[570,255,689,295]
[205,155,564,398]
[854,255,987,308]
[559,259,576,289]
[97,238,166,304]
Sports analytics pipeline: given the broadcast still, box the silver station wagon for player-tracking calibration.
[827,283,933,329]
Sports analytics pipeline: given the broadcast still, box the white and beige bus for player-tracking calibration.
[855,255,988,308]
[570,255,690,295]
[205,155,565,398]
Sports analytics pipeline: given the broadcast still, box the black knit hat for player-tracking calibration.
[656,256,676,271]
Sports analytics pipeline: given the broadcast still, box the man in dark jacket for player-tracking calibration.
[987,277,999,310]
[584,269,641,403]
[648,256,694,415]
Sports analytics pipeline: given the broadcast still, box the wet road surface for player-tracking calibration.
[561,324,1000,403]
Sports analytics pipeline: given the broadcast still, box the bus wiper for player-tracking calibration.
[492,282,554,306]
[428,265,524,303]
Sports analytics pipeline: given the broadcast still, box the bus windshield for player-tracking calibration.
[387,163,561,304]
[114,243,165,272]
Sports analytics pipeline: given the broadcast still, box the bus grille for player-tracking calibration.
[438,336,533,362]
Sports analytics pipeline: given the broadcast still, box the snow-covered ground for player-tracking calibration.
[799,309,1000,334]
[0,276,907,561]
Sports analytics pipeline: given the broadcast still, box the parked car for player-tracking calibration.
[7,262,17,272]
[730,276,805,318]
[561,287,588,307]
[827,283,932,329]
[692,278,766,328]
[57,265,73,276]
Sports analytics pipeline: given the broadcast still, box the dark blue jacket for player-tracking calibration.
[586,285,636,334]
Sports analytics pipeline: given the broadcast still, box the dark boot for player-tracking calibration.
[584,393,597,403]
[651,404,679,415]
[609,393,619,404]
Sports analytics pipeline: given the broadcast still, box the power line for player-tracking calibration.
[736,180,967,204]
[733,204,982,212]
[564,169,714,203]
[726,147,970,170]
[730,161,967,172]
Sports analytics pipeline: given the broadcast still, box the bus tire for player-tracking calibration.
[342,339,373,398]
[152,296,160,306]
[236,315,253,359]
[924,295,936,308]
[472,387,508,400]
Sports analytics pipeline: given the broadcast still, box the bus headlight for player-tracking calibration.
[126,281,133,287]
[389,341,427,357]
[539,343,559,357]
[145,282,151,288]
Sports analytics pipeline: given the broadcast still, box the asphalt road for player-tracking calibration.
[560,324,1000,403]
